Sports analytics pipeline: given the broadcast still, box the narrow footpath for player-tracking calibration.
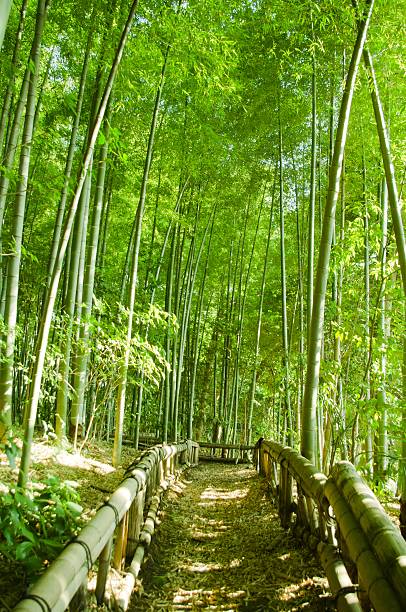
[130,463,332,611]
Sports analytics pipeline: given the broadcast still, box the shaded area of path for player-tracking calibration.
[130,463,332,611]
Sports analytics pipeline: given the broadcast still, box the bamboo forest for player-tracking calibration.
[0,0,405,610]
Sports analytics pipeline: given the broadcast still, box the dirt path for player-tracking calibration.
[130,463,332,611]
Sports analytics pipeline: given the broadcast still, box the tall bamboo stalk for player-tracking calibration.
[18,0,141,487]
[278,113,292,444]
[0,0,48,438]
[374,179,388,480]
[0,0,13,50]
[248,174,275,445]
[113,46,169,466]
[301,0,374,463]
[307,52,317,344]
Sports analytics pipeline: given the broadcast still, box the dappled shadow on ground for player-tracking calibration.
[130,464,332,611]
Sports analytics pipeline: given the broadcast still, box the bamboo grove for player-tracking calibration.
[0,0,405,525]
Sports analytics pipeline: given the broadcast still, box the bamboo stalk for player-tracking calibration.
[113,513,128,570]
[126,489,145,559]
[69,578,87,612]
[95,536,113,605]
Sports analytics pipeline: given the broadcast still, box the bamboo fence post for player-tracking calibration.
[304,496,317,533]
[158,455,165,484]
[318,542,363,612]
[69,578,87,611]
[279,463,293,528]
[95,536,113,604]
[126,488,145,559]
[152,458,158,491]
[270,460,278,496]
[144,468,152,508]
[113,512,129,570]
[295,483,309,533]
[164,453,170,478]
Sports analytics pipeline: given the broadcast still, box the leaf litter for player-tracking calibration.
[130,463,332,611]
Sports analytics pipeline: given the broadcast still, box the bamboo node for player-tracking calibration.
[100,500,120,528]
[70,538,93,571]
[333,584,363,602]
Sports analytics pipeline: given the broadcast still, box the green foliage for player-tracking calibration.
[0,476,83,576]
[87,301,172,396]
[0,0,405,483]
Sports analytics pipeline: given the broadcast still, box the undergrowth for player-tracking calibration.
[0,474,83,576]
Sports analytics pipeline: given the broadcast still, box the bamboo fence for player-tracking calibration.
[254,439,406,612]
[12,437,405,612]
[13,440,199,612]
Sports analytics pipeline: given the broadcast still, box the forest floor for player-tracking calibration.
[0,438,401,611]
[129,463,332,611]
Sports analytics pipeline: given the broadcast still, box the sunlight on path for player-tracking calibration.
[129,464,331,611]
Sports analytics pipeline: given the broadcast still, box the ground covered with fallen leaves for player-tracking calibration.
[131,463,332,611]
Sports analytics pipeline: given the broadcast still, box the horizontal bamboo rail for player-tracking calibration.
[198,442,254,451]
[330,461,406,605]
[14,440,199,612]
[198,441,254,463]
[255,439,405,612]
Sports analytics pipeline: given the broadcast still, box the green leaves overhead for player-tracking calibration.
[0,0,404,498]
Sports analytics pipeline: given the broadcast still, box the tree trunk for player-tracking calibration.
[0,0,48,439]
[17,0,141,487]
[301,0,374,463]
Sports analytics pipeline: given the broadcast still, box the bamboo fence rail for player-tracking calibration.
[198,441,254,463]
[254,439,405,612]
[13,440,199,612]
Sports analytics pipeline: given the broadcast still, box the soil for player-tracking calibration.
[129,463,332,611]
